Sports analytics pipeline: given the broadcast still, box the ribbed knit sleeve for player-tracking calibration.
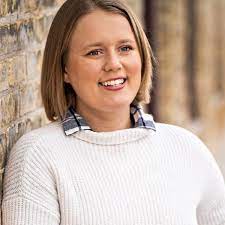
[197,165,225,225]
[193,135,225,225]
[1,133,60,225]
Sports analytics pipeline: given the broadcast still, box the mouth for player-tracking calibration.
[98,78,127,87]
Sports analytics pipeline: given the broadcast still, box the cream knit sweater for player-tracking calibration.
[2,121,225,225]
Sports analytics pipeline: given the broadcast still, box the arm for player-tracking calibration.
[1,133,60,225]
[196,141,225,225]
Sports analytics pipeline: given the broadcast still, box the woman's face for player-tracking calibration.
[64,9,142,114]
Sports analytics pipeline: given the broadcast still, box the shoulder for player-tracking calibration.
[4,122,65,184]
[8,121,65,161]
[153,122,213,162]
[3,122,62,202]
[154,122,222,174]
[21,121,64,140]
[16,121,65,147]
[154,122,205,147]
[155,122,196,136]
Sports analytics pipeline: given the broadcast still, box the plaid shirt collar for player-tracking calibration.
[62,104,156,136]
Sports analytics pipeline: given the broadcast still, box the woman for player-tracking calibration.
[2,0,225,224]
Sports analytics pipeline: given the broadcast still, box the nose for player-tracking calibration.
[103,51,122,72]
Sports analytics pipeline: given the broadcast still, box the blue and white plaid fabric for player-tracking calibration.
[62,104,156,136]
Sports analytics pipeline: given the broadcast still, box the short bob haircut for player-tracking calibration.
[41,0,155,121]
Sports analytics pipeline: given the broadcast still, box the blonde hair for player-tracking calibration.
[41,0,155,121]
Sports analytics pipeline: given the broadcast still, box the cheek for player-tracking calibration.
[127,56,142,80]
[129,52,141,69]
[69,63,98,86]
[134,61,142,75]
[68,69,101,100]
[74,62,101,82]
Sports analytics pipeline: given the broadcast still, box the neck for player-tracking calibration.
[76,103,132,132]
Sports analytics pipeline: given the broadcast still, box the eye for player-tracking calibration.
[87,49,103,56]
[120,45,133,52]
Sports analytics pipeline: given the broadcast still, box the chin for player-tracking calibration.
[101,97,134,110]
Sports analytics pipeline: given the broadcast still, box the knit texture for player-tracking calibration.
[2,121,225,225]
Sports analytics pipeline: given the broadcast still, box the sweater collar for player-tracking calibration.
[62,103,156,136]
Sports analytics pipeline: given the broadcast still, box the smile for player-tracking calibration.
[99,78,126,87]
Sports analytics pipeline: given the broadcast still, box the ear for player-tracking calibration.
[64,68,70,83]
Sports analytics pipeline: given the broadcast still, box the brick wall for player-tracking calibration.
[0,0,65,204]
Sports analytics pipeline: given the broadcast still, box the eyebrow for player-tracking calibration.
[83,39,136,50]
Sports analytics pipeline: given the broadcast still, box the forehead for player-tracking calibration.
[70,9,135,47]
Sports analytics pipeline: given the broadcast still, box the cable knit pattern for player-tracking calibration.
[2,121,225,225]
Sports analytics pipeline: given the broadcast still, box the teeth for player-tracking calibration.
[101,79,125,87]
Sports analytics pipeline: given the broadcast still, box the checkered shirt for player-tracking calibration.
[62,104,156,136]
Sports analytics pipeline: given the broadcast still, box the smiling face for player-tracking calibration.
[64,9,142,115]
